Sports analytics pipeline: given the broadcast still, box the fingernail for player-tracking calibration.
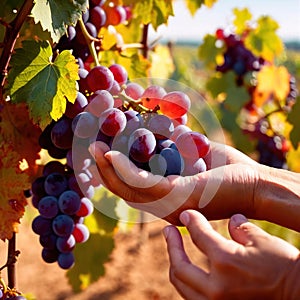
[179,211,190,226]
[163,226,170,239]
[231,214,248,227]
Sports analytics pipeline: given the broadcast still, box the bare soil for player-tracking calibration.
[0,208,210,300]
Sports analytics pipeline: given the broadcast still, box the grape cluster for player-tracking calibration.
[56,0,132,67]
[215,28,298,168]
[215,29,262,77]
[31,0,212,270]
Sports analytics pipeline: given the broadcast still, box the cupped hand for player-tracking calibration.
[164,210,300,300]
[90,141,263,225]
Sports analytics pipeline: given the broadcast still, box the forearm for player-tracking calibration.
[255,165,300,232]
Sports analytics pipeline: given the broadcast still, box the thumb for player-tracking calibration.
[228,214,269,246]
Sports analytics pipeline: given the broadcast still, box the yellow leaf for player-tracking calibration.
[99,27,118,51]
[286,146,300,172]
[253,65,290,106]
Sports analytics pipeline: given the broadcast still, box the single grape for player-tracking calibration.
[38,196,59,219]
[175,131,210,159]
[31,176,46,198]
[147,114,174,140]
[58,252,75,269]
[32,216,53,235]
[58,190,81,215]
[86,65,114,92]
[87,90,114,117]
[141,85,167,110]
[72,223,90,243]
[39,233,58,250]
[47,143,69,160]
[128,128,156,163]
[125,82,145,100]
[98,108,127,136]
[160,91,191,119]
[76,197,94,217]
[65,91,88,119]
[109,63,128,85]
[56,235,76,253]
[78,68,89,94]
[44,173,68,197]
[43,161,66,177]
[90,6,107,30]
[72,111,99,139]
[104,5,126,26]
[51,117,73,149]
[38,121,56,150]
[52,214,75,237]
[170,124,192,142]
[42,248,60,263]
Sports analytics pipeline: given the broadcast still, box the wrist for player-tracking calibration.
[255,165,300,231]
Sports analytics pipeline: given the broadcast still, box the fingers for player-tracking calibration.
[163,225,208,293]
[228,214,271,247]
[179,210,230,256]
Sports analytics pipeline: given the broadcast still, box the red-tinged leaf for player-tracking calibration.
[0,143,29,241]
[0,102,42,176]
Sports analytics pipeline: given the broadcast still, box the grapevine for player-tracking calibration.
[0,0,299,297]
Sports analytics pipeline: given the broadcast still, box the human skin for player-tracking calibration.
[163,210,300,300]
[90,140,300,299]
[89,141,300,231]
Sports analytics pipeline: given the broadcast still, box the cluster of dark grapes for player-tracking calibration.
[56,0,132,66]
[215,28,262,77]
[215,28,298,168]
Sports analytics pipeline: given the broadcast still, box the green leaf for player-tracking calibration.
[67,233,115,292]
[233,7,252,35]
[185,0,204,16]
[132,0,174,30]
[31,0,88,43]
[206,71,250,112]
[287,98,300,149]
[244,15,284,62]
[7,40,79,128]
[198,34,224,69]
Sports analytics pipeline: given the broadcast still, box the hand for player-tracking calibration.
[163,210,300,300]
[90,141,262,225]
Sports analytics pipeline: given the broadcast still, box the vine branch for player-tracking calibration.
[0,0,34,101]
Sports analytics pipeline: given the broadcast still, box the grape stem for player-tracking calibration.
[0,0,34,101]
[78,18,100,67]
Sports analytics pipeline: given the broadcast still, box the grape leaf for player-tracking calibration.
[185,0,217,15]
[0,143,29,241]
[198,34,224,69]
[244,16,284,62]
[7,40,79,128]
[67,233,115,292]
[253,65,290,107]
[31,0,88,43]
[67,189,119,292]
[0,102,42,175]
[286,146,300,172]
[206,71,250,112]
[233,7,252,35]
[287,98,300,149]
[132,0,174,30]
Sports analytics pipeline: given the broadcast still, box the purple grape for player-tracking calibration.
[38,196,59,219]
[147,114,174,139]
[98,108,127,136]
[65,91,88,119]
[128,128,156,163]
[90,6,107,30]
[32,216,52,235]
[58,190,81,215]
[58,252,75,269]
[42,161,66,177]
[86,65,114,92]
[56,235,76,253]
[31,176,46,197]
[72,111,99,139]
[39,233,58,250]
[109,63,128,85]
[52,214,75,237]
[42,248,59,263]
[51,117,73,149]
[44,173,68,197]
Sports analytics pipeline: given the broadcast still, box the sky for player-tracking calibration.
[152,0,300,42]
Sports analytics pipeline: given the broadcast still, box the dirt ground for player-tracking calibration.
[0,207,212,300]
